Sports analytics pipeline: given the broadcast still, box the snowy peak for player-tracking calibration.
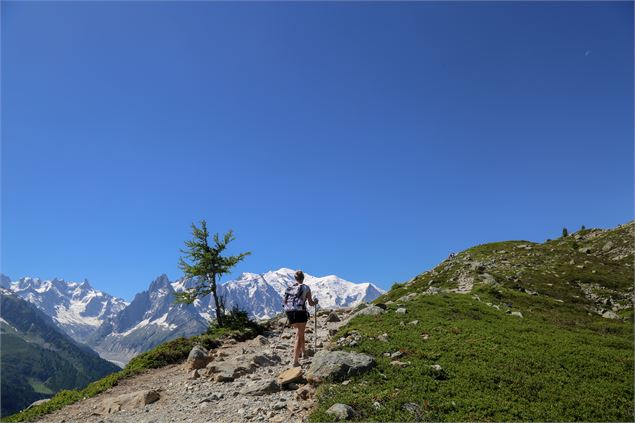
[3,275,128,343]
[171,268,385,321]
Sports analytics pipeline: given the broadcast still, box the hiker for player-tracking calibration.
[283,270,318,367]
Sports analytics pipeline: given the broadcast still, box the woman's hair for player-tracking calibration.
[294,270,305,283]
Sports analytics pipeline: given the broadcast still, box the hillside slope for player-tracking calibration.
[0,292,120,417]
[310,223,634,421]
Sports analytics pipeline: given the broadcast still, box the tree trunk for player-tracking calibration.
[210,275,224,327]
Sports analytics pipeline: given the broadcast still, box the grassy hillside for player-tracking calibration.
[310,223,634,421]
[0,294,120,417]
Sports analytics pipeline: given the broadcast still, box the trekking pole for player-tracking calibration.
[314,297,318,353]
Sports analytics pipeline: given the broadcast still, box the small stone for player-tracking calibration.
[395,308,407,314]
[341,380,350,385]
[408,320,419,325]
[326,311,341,322]
[390,351,404,359]
[373,401,382,410]
[510,311,523,318]
[429,364,448,380]
[390,360,409,368]
[326,403,355,420]
[272,401,286,410]
[421,333,430,340]
[402,402,420,414]
[377,333,389,342]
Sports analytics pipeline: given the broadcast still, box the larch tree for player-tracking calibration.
[174,221,250,328]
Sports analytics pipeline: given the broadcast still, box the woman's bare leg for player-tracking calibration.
[292,322,306,366]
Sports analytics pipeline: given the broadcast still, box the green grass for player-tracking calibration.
[3,327,260,422]
[310,293,633,422]
[310,223,634,422]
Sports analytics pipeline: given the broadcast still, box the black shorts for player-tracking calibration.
[286,310,309,325]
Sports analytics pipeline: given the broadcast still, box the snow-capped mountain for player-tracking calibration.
[1,274,128,343]
[87,275,207,366]
[179,268,384,320]
[3,269,383,366]
[91,268,383,365]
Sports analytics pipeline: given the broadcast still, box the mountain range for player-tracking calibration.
[1,269,383,365]
[0,289,120,417]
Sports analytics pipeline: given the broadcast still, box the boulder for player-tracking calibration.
[252,353,281,367]
[241,379,280,396]
[206,360,256,381]
[602,241,614,252]
[326,311,341,322]
[326,403,355,420]
[252,335,269,346]
[351,305,385,318]
[602,310,620,319]
[277,367,304,385]
[306,351,375,383]
[99,390,160,414]
[397,293,417,303]
[186,345,211,371]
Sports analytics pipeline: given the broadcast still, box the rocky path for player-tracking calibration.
[36,308,351,423]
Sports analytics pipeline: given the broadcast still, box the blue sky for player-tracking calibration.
[2,2,632,300]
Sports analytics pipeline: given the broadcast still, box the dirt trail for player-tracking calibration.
[36,309,347,423]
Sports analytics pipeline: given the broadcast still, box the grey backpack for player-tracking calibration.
[283,284,308,312]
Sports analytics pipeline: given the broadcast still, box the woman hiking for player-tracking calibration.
[283,270,318,367]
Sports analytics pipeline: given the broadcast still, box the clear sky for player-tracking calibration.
[2,1,632,301]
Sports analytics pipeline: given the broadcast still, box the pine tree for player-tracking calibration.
[175,221,250,327]
[562,227,569,237]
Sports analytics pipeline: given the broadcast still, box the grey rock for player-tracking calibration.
[408,320,419,326]
[578,247,592,254]
[395,308,407,314]
[241,379,280,396]
[377,333,389,342]
[326,311,341,322]
[397,293,417,302]
[199,393,223,402]
[402,402,421,414]
[306,351,375,383]
[326,403,355,420]
[351,305,385,318]
[98,390,160,414]
[186,345,211,371]
[602,241,614,252]
[602,310,620,319]
[510,311,523,318]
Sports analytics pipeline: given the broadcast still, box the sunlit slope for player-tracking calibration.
[311,223,634,422]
